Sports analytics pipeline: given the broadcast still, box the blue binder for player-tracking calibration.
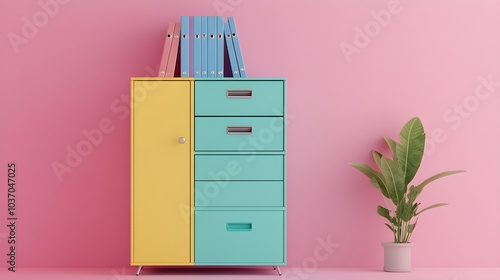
[216,16,224,78]
[228,17,246,77]
[224,22,239,77]
[180,16,189,77]
[193,16,201,78]
[201,16,208,77]
[207,16,217,78]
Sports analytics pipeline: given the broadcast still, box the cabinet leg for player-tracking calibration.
[273,266,282,276]
[135,266,143,276]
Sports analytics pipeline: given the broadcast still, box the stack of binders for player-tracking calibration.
[158,16,246,78]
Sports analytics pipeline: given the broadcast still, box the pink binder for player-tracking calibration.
[158,22,175,77]
[165,23,180,77]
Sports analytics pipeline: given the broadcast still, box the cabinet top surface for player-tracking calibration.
[131,77,286,81]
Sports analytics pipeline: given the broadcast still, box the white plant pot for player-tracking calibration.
[381,242,412,272]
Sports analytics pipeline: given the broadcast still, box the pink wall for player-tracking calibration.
[0,0,499,269]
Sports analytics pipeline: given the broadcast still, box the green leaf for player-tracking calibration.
[408,170,465,204]
[384,137,398,161]
[395,197,413,222]
[408,220,418,234]
[403,219,419,242]
[407,185,422,205]
[372,151,383,169]
[349,163,378,179]
[396,117,425,186]
[416,203,448,215]
[400,198,415,222]
[350,163,390,199]
[377,205,392,223]
[412,202,420,214]
[416,170,465,191]
[370,178,390,199]
[385,223,395,233]
[381,157,405,205]
[370,177,379,189]
[395,199,405,220]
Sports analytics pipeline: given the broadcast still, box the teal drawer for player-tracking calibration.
[195,81,284,116]
[195,181,283,207]
[195,210,284,264]
[195,117,284,151]
[195,155,284,181]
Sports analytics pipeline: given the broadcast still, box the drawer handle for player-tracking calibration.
[227,223,252,231]
[227,126,252,135]
[227,90,252,98]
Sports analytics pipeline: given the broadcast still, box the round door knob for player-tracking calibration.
[178,137,186,144]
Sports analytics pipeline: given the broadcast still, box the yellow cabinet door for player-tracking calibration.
[131,80,192,265]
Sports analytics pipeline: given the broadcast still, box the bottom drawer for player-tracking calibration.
[195,210,284,264]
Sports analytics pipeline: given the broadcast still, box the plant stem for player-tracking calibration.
[401,221,405,243]
[403,222,406,243]
[399,221,402,243]
[404,221,410,243]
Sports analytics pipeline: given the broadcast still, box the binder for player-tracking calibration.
[180,16,189,77]
[201,16,208,77]
[188,16,194,77]
[207,16,217,78]
[228,16,246,77]
[224,22,239,77]
[193,16,202,78]
[165,22,180,77]
[216,16,224,78]
[158,22,175,77]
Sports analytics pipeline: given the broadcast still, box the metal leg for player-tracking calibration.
[136,266,143,276]
[273,266,282,276]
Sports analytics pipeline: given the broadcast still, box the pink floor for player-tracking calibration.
[0,268,499,280]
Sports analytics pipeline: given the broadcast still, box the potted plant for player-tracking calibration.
[350,117,464,272]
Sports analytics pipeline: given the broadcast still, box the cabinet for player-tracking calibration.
[131,78,286,275]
